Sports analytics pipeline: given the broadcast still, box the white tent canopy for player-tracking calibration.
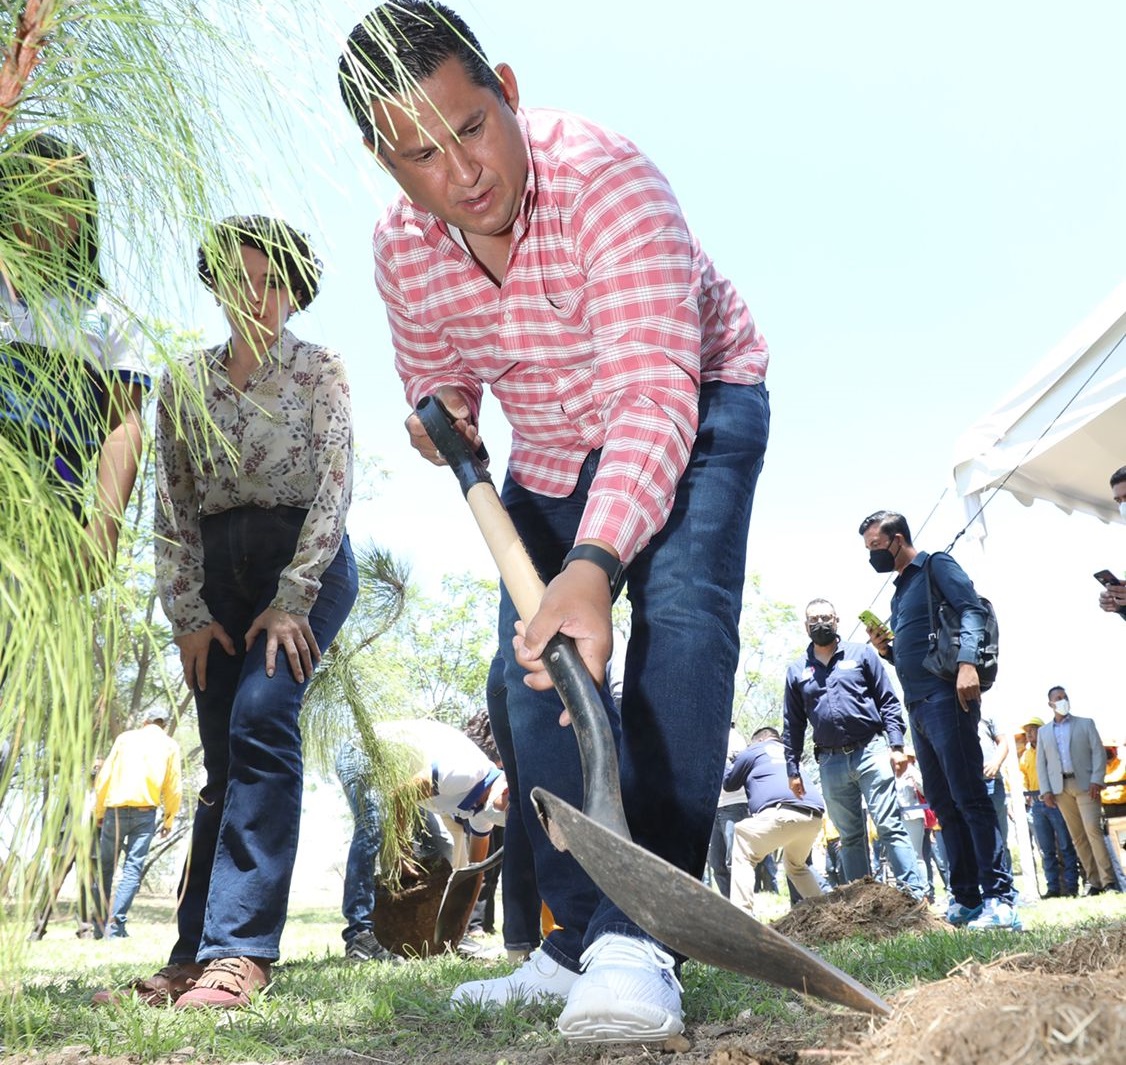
[953,281,1126,527]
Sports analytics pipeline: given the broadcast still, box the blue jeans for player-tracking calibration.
[924,826,949,895]
[907,691,1014,906]
[707,802,748,898]
[98,806,157,937]
[817,734,926,897]
[495,381,769,969]
[169,507,357,965]
[339,771,385,944]
[1029,794,1079,893]
[985,775,1012,870]
[485,651,544,953]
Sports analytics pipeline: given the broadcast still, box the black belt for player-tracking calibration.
[758,802,821,817]
[1062,772,1075,778]
[816,736,875,757]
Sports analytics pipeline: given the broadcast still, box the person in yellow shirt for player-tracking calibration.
[1102,741,1126,815]
[1020,715,1078,898]
[94,707,182,938]
[1100,740,1126,891]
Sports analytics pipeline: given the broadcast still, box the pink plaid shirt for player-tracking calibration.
[375,108,768,564]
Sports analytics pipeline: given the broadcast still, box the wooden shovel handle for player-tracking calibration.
[415,396,630,840]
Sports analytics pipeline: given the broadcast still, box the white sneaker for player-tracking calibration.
[556,933,684,1043]
[967,897,1022,931]
[450,948,579,1006]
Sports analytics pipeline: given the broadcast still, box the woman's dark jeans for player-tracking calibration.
[169,506,357,964]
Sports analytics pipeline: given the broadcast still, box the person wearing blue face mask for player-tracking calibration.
[1036,685,1117,896]
[857,510,1017,930]
[1097,466,1126,616]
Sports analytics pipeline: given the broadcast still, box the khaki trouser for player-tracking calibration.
[731,805,824,915]
[1055,779,1115,890]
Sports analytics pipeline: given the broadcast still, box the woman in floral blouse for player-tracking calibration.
[99,216,357,1010]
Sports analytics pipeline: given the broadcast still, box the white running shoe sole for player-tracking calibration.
[558,1002,684,1043]
[558,976,684,1043]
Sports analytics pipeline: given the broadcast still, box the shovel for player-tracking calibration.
[434,844,505,947]
[415,395,890,1015]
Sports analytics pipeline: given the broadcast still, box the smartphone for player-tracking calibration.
[858,610,893,638]
[1095,570,1126,621]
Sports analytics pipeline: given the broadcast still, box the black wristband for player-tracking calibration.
[562,544,625,598]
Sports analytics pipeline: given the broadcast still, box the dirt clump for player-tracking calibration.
[771,878,947,945]
[859,962,1126,1065]
[996,922,1126,975]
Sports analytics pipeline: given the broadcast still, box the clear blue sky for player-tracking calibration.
[164,0,1126,736]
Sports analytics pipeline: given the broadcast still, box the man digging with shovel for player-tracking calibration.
[339,1,770,1042]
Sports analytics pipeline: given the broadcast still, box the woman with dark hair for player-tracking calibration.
[0,132,147,574]
[96,215,357,1010]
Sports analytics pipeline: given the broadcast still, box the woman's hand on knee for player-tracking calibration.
[175,622,235,691]
[246,606,321,682]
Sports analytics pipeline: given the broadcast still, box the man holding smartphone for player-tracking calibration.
[1097,466,1126,617]
[858,511,1017,929]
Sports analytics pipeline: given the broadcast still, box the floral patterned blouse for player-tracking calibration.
[155,328,353,636]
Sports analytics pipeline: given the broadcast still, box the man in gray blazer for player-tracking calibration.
[1036,685,1117,894]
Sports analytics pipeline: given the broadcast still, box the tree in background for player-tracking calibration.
[732,573,805,737]
[384,575,498,727]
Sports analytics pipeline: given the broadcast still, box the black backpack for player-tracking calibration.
[921,553,1000,692]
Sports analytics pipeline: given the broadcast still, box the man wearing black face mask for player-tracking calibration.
[783,599,925,898]
[857,511,1017,930]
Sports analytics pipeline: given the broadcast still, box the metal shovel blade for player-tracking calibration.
[433,845,505,947]
[533,787,892,1015]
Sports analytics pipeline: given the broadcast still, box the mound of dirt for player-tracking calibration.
[701,921,1126,1065]
[996,922,1126,975]
[771,878,947,945]
[859,963,1126,1065]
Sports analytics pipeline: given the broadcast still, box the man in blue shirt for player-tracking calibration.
[783,599,925,898]
[724,727,825,916]
[858,510,1017,929]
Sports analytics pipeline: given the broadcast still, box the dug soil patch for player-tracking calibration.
[858,959,1126,1065]
[772,877,947,945]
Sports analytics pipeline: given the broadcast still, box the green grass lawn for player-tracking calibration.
[4,893,1124,1064]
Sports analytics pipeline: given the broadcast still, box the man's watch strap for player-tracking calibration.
[562,544,625,598]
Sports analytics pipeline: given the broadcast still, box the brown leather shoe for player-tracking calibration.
[173,957,271,1010]
[92,961,206,1007]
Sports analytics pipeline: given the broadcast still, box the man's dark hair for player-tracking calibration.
[0,132,105,292]
[338,2,501,147]
[751,726,780,742]
[1110,465,1126,489]
[464,708,500,765]
[197,215,321,311]
[858,510,913,546]
[1047,685,1067,700]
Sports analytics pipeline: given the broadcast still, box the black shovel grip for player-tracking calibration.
[415,395,491,498]
[540,634,630,839]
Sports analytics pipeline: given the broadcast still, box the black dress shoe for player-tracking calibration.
[1086,885,1104,897]
[1040,889,1061,899]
